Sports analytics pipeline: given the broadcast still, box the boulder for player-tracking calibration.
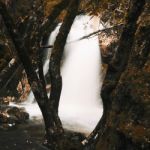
[0,105,29,129]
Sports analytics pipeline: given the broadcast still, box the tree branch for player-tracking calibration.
[0,58,19,90]
[72,23,124,42]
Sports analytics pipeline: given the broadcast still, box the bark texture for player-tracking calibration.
[94,0,150,150]
[49,0,80,112]
[0,1,71,149]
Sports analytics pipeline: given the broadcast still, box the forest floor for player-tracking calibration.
[0,119,85,150]
[0,120,49,150]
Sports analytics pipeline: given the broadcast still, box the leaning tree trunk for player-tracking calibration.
[49,0,80,117]
[0,0,55,141]
[47,0,80,148]
[0,0,81,149]
[0,1,71,149]
[94,0,150,150]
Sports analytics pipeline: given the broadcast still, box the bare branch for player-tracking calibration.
[73,23,124,42]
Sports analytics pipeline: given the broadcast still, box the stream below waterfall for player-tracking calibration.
[10,15,104,135]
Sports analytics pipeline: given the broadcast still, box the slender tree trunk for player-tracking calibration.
[49,0,80,112]
[46,0,80,147]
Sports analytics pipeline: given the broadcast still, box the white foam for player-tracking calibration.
[58,15,103,134]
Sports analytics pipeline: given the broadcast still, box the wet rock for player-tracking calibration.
[0,112,8,123]
[7,106,29,122]
[0,105,29,129]
[0,97,9,105]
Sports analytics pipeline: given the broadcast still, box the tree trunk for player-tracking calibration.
[94,0,150,149]
[47,0,80,147]
[0,1,72,149]
[49,0,80,112]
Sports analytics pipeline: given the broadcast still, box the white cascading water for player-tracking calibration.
[10,15,104,135]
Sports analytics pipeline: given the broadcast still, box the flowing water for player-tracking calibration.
[10,15,104,135]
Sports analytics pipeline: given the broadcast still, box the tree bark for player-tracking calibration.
[94,0,149,150]
[47,0,80,147]
[96,23,150,150]
[49,0,80,112]
[0,1,68,148]
[85,0,146,148]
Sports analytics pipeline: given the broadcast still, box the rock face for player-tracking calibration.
[96,1,150,150]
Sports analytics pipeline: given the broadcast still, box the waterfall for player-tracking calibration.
[58,15,103,134]
[10,15,104,135]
